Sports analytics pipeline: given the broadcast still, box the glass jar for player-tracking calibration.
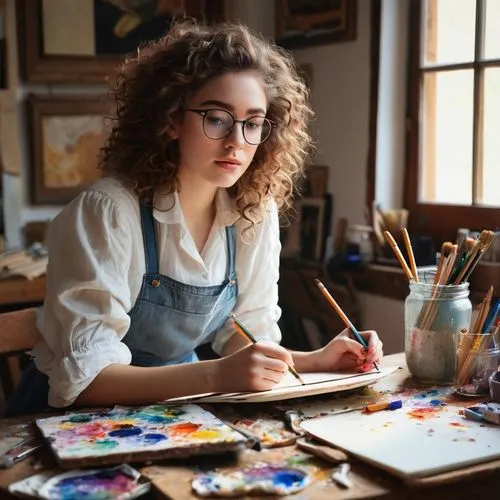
[405,279,472,384]
[455,332,500,396]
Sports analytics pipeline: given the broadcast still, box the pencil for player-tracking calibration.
[402,228,419,283]
[229,313,305,385]
[314,279,380,372]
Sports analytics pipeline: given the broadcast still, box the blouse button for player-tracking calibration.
[151,279,160,287]
[229,279,236,285]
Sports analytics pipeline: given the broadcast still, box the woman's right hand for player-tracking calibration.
[213,341,295,392]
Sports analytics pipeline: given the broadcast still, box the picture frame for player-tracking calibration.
[17,0,225,83]
[275,0,357,50]
[29,94,110,205]
[302,165,329,198]
[297,197,327,261]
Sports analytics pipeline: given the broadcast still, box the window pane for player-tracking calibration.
[420,70,473,205]
[484,0,500,60]
[480,68,500,206]
[423,0,476,66]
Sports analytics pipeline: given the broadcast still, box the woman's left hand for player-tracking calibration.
[314,329,383,373]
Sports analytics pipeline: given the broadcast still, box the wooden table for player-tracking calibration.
[0,276,46,309]
[0,353,499,499]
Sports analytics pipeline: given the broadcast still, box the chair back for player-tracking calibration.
[0,308,42,399]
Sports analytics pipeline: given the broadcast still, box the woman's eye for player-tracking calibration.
[207,117,225,126]
[245,121,261,130]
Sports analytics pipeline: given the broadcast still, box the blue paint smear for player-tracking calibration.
[109,427,142,438]
[142,433,167,443]
[416,389,440,399]
[429,399,442,406]
[273,470,306,488]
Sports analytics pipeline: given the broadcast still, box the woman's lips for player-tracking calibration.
[215,160,241,171]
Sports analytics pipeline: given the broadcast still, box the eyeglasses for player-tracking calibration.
[186,108,276,145]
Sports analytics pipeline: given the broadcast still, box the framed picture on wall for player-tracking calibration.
[298,197,327,261]
[275,0,357,50]
[29,94,110,205]
[17,0,226,83]
[302,165,329,198]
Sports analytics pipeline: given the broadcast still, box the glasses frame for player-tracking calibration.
[186,108,276,145]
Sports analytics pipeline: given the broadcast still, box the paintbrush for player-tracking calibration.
[229,313,306,385]
[454,231,495,284]
[222,421,261,451]
[383,230,415,282]
[402,228,419,283]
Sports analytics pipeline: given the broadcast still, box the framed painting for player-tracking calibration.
[281,196,329,261]
[298,197,327,261]
[275,0,357,50]
[17,0,226,83]
[29,94,110,205]
[302,164,329,198]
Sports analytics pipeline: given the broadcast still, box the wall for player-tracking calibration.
[292,0,371,227]
[3,0,105,248]
[375,0,409,210]
[234,0,408,353]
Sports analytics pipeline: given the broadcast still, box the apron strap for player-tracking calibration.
[225,225,237,281]
[139,202,159,275]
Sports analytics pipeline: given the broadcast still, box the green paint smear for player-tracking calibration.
[93,439,119,450]
[66,415,92,423]
[286,455,313,466]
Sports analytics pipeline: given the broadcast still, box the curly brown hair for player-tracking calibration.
[101,19,314,226]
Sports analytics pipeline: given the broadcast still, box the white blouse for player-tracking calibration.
[32,177,282,408]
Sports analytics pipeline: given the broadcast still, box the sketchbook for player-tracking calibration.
[35,404,248,469]
[301,386,500,479]
[167,366,397,404]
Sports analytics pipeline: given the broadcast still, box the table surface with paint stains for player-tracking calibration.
[0,352,499,500]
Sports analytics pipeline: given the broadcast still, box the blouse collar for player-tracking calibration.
[152,189,240,227]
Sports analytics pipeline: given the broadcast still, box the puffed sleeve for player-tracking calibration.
[32,190,135,408]
[211,200,282,354]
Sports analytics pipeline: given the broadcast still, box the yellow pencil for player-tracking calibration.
[229,313,305,385]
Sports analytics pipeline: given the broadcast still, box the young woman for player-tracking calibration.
[6,20,383,416]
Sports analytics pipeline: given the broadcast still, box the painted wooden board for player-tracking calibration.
[35,404,247,469]
[301,386,500,479]
[169,367,397,404]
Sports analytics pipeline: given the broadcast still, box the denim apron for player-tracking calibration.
[124,203,238,366]
[5,202,238,416]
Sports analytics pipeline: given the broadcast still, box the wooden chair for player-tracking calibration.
[0,308,42,400]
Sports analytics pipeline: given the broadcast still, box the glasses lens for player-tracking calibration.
[243,117,272,145]
[203,109,233,140]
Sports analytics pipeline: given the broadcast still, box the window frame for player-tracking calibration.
[405,0,500,244]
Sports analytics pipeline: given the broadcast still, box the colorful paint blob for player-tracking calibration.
[407,407,444,421]
[192,465,309,497]
[36,404,246,466]
[37,465,150,500]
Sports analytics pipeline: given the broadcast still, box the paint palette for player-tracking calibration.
[192,465,310,497]
[9,465,149,500]
[36,404,248,468]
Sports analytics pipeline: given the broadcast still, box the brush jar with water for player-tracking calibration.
[455,332,500,396]
[404,273,472,385]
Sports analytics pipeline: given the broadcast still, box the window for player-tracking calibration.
[406,0,500,243]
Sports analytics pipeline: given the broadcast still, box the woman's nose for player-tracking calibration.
[224,123,246,148]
